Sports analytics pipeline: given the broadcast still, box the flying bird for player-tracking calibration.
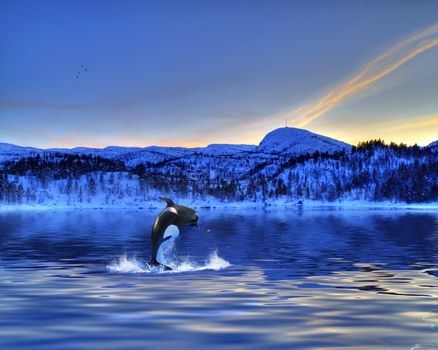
[75,65,88,79]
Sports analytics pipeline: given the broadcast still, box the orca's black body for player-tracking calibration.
[149,198,198,270]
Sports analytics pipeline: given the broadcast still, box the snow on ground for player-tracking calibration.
[1,127,436,210]
[1,198,437,211]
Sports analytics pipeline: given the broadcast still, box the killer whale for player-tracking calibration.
[149,197,198,270]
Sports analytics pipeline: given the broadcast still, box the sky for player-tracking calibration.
[1,0,438,148]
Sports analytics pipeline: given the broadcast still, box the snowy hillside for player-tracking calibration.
[257,127,351,155]
[0,129,436,207]
[0,143,44,162]
[0,127,351,166]
[47,145,194,166]
[428,140,438,152]
[1,142,255,167]
[192,144,255,156]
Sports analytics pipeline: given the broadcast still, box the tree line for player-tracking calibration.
[0,141,436,205]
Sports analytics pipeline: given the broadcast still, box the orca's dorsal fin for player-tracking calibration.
[159,197,175,207]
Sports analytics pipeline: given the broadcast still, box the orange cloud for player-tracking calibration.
[327,113,438,146]
[287,24,438,127]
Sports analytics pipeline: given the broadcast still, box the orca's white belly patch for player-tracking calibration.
[163,225,180,240]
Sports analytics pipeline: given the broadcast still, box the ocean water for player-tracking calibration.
[0,208,437,350]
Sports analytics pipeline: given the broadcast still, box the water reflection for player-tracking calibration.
[0,208,437,349]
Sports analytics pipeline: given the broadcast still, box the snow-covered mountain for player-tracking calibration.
[0,143,254,167]
[0,133,436,206]
[49,146,195,167]
[428,140,438,152]
[0,143,44,162]
[192,144,256,156]
[0,127,350,165]
[257,127,351,155]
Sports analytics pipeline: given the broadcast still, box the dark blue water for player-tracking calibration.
[0,208,438,349]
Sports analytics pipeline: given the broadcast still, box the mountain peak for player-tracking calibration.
[257,127,351,155]
[428,140,438,151]
[258,127,312,145]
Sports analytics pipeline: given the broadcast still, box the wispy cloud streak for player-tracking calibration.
[0,99,88,110]
[290,24,438,127]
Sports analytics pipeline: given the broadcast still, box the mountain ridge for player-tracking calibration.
[0,127,350,150]
[0,129,436,206]
[1,128,435,165]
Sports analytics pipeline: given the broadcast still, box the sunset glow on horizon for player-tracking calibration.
[1,1,438,148]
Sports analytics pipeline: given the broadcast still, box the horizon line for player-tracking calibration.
[1,125,435,150]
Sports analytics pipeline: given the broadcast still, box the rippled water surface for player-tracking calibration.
[1,208,438,349]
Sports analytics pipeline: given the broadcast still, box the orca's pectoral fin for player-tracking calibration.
[162,235,172,242]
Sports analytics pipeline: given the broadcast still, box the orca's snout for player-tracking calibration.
[190,213,199,226]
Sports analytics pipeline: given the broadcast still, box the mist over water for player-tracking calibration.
[0,208,437,349]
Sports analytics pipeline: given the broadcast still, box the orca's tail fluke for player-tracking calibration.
[148,259,172,271]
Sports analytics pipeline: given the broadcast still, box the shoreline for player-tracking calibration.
[0,200,437,211]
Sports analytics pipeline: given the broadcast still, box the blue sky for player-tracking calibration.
[1,0,437,147]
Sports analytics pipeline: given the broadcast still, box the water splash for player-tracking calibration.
[107,250,231,274]
[107,255,146,273]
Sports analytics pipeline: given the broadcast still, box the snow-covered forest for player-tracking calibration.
[0,136,436,207]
